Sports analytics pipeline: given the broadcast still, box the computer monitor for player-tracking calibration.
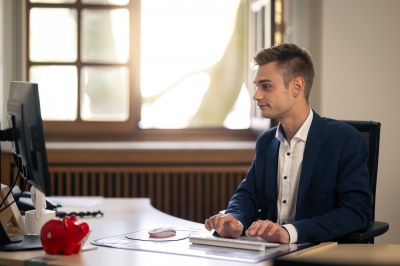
[0,81,54,250]
[6,81,51,195]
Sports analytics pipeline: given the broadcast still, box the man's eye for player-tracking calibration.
[262,85,270,90]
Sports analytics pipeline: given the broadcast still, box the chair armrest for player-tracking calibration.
[344,221,389,241]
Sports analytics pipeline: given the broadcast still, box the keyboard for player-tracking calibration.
[188,234,280,251]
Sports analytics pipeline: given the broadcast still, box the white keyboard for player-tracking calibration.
[189,234,280,251]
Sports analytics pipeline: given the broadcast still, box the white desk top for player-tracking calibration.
[0,198,276,266]
[1,198,399,266]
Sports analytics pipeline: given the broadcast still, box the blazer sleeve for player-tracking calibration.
[224,151,261,229]
[224,128,277,230]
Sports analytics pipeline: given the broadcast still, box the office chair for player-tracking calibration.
[220,120,389,244]
[337,120,389,244]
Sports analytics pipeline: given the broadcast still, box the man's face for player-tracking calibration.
[253,62,293,120]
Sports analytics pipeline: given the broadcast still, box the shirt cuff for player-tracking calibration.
[282,224,298,243]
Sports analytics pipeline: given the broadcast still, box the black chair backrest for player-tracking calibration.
[340,120,381,221]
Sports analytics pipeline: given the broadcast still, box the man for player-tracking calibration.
[205,43,372,244]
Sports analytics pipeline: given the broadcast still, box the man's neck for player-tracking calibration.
[279,106,311,142]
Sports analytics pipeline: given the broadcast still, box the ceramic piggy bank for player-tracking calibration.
[40,214,90,255]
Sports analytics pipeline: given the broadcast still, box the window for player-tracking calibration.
[26,0,275,141]
[27,0,137,140]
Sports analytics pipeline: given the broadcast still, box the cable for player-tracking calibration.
[0,200,15,213]
[0,172,20,213]
[56,210,104,218]
[1,169,104,218]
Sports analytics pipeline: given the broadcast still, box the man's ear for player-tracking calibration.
[292,77,305,97]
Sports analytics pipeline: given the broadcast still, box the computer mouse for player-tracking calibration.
[148,227,176,238]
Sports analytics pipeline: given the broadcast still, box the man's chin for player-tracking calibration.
[261,112,276,119]
[262,108,292,120]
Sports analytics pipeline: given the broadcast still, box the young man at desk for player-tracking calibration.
[205,43,372,244]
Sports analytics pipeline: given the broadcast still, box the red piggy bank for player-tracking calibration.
[40,215,90,255]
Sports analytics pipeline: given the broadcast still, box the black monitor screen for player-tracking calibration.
[6,81,51,195]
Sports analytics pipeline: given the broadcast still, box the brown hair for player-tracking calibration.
[254,43,315,102]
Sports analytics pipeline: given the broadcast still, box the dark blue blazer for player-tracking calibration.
[225,111,373,243]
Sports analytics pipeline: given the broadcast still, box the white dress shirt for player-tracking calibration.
[275,108,313,243]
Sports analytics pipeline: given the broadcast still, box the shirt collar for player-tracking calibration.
[275,108,313,144]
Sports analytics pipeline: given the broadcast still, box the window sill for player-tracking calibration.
[44,128,260,142]
[45,141,256,151]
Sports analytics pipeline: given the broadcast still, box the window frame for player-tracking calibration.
[26,0,141,140]
[25,0,275,142]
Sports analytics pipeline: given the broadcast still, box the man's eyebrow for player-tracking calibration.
[253,79,273,84]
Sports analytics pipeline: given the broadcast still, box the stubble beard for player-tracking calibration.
[261,106,292,120]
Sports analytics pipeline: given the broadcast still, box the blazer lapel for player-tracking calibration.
[265,138,280,220]
[296,111,323,214]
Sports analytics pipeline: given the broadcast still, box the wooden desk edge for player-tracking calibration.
[281,242,338,260]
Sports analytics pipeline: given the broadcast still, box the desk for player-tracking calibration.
[275,242,400,265]
[0,198,399,266]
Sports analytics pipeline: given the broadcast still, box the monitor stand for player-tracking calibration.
[0,224,42,251]
[0,186,54,251]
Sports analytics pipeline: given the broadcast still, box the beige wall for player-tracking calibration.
[318,0,400,244]
[286,0,400,244]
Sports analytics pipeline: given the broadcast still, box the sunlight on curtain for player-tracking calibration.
[140,0,251,129]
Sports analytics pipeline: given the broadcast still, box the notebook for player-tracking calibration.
[188,234,280,251]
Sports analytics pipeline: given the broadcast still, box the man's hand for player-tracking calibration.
[204,213,244,238]
[245,220,290,244]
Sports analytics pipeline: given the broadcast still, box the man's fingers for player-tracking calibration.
[265,222,279,236]
[246,220,275,236]
[204,217,214,231]
[229,219,244,233]
[256,221,267,235]
[204,218,210,230]
[204,213,243,238]
[229,220,240,230]
[206,215,218,230]
[244,219,290,244]
[214,215,223,231]
[245,221,255,235]
[246,220,262,236]
[205,214,225,231]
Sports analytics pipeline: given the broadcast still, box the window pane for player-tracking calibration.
[81,0,129,5]
[140,0,250,129]
[30,8,77,62]
[81,9,129,63]
[29,66,78,121]
[223,84,251,129]
[81,67,129,121]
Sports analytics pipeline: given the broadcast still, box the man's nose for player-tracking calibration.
[253,88,262,100]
